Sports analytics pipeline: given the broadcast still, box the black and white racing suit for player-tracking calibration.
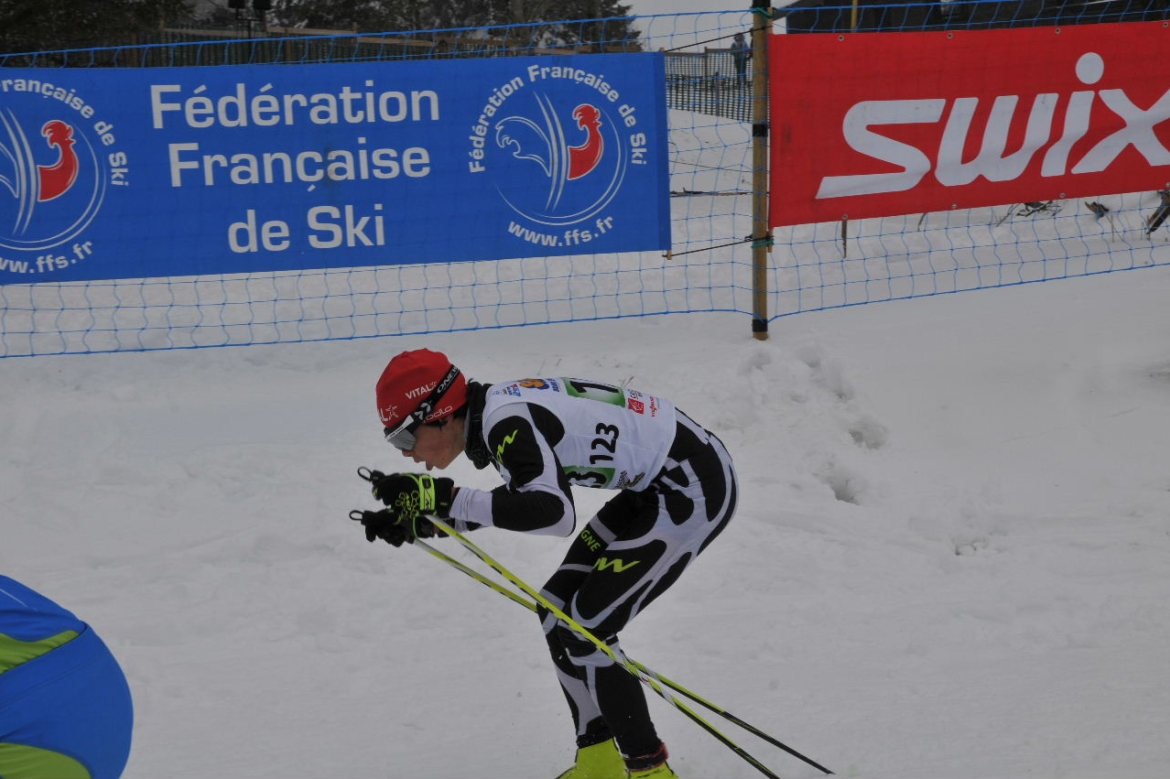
[448,377,738,758]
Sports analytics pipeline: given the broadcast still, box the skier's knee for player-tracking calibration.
[553,621,616,669]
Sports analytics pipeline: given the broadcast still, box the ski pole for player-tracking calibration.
[415,535,834,776]
[352,471,831,776]
[628,658,834,776]
[426,518,833,779]
[414,537,537,613]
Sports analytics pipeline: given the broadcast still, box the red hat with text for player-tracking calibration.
[376,349,467,430]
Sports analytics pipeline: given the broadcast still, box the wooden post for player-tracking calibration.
[750,1,773,341]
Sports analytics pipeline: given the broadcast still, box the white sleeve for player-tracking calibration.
[449,486,495,529]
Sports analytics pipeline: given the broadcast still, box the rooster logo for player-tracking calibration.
[491,94,625,225]
[567,105,604,181]
[36,120,80,202]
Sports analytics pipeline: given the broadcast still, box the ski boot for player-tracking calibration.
[626,743,679,779]
[555,738,628,779]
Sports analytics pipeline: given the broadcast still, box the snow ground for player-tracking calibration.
[5,260,1170,778]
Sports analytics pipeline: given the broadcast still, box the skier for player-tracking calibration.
[0,574,134,778]
[354,348,739,779]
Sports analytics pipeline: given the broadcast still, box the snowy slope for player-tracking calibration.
[5,260,1170,777]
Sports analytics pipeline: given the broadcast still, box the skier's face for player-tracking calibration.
[400,416,463,470]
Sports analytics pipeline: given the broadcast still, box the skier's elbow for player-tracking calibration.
[525,505,576,537]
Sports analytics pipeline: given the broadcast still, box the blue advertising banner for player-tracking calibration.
[0,54,669,284]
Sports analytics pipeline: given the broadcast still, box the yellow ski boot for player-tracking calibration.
[555,738,628,779]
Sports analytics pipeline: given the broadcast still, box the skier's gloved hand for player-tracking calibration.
[369,472,455,521]
[350,508,435,547]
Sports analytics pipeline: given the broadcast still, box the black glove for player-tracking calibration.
[350,508,435,547]
[369,472,455,520]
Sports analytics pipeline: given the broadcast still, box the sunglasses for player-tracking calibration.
[382,364,461,451]
[383,416,424,451]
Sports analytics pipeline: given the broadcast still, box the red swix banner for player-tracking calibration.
[770,21,1170,227]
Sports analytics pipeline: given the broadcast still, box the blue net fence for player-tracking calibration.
[0,2,1167,357]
